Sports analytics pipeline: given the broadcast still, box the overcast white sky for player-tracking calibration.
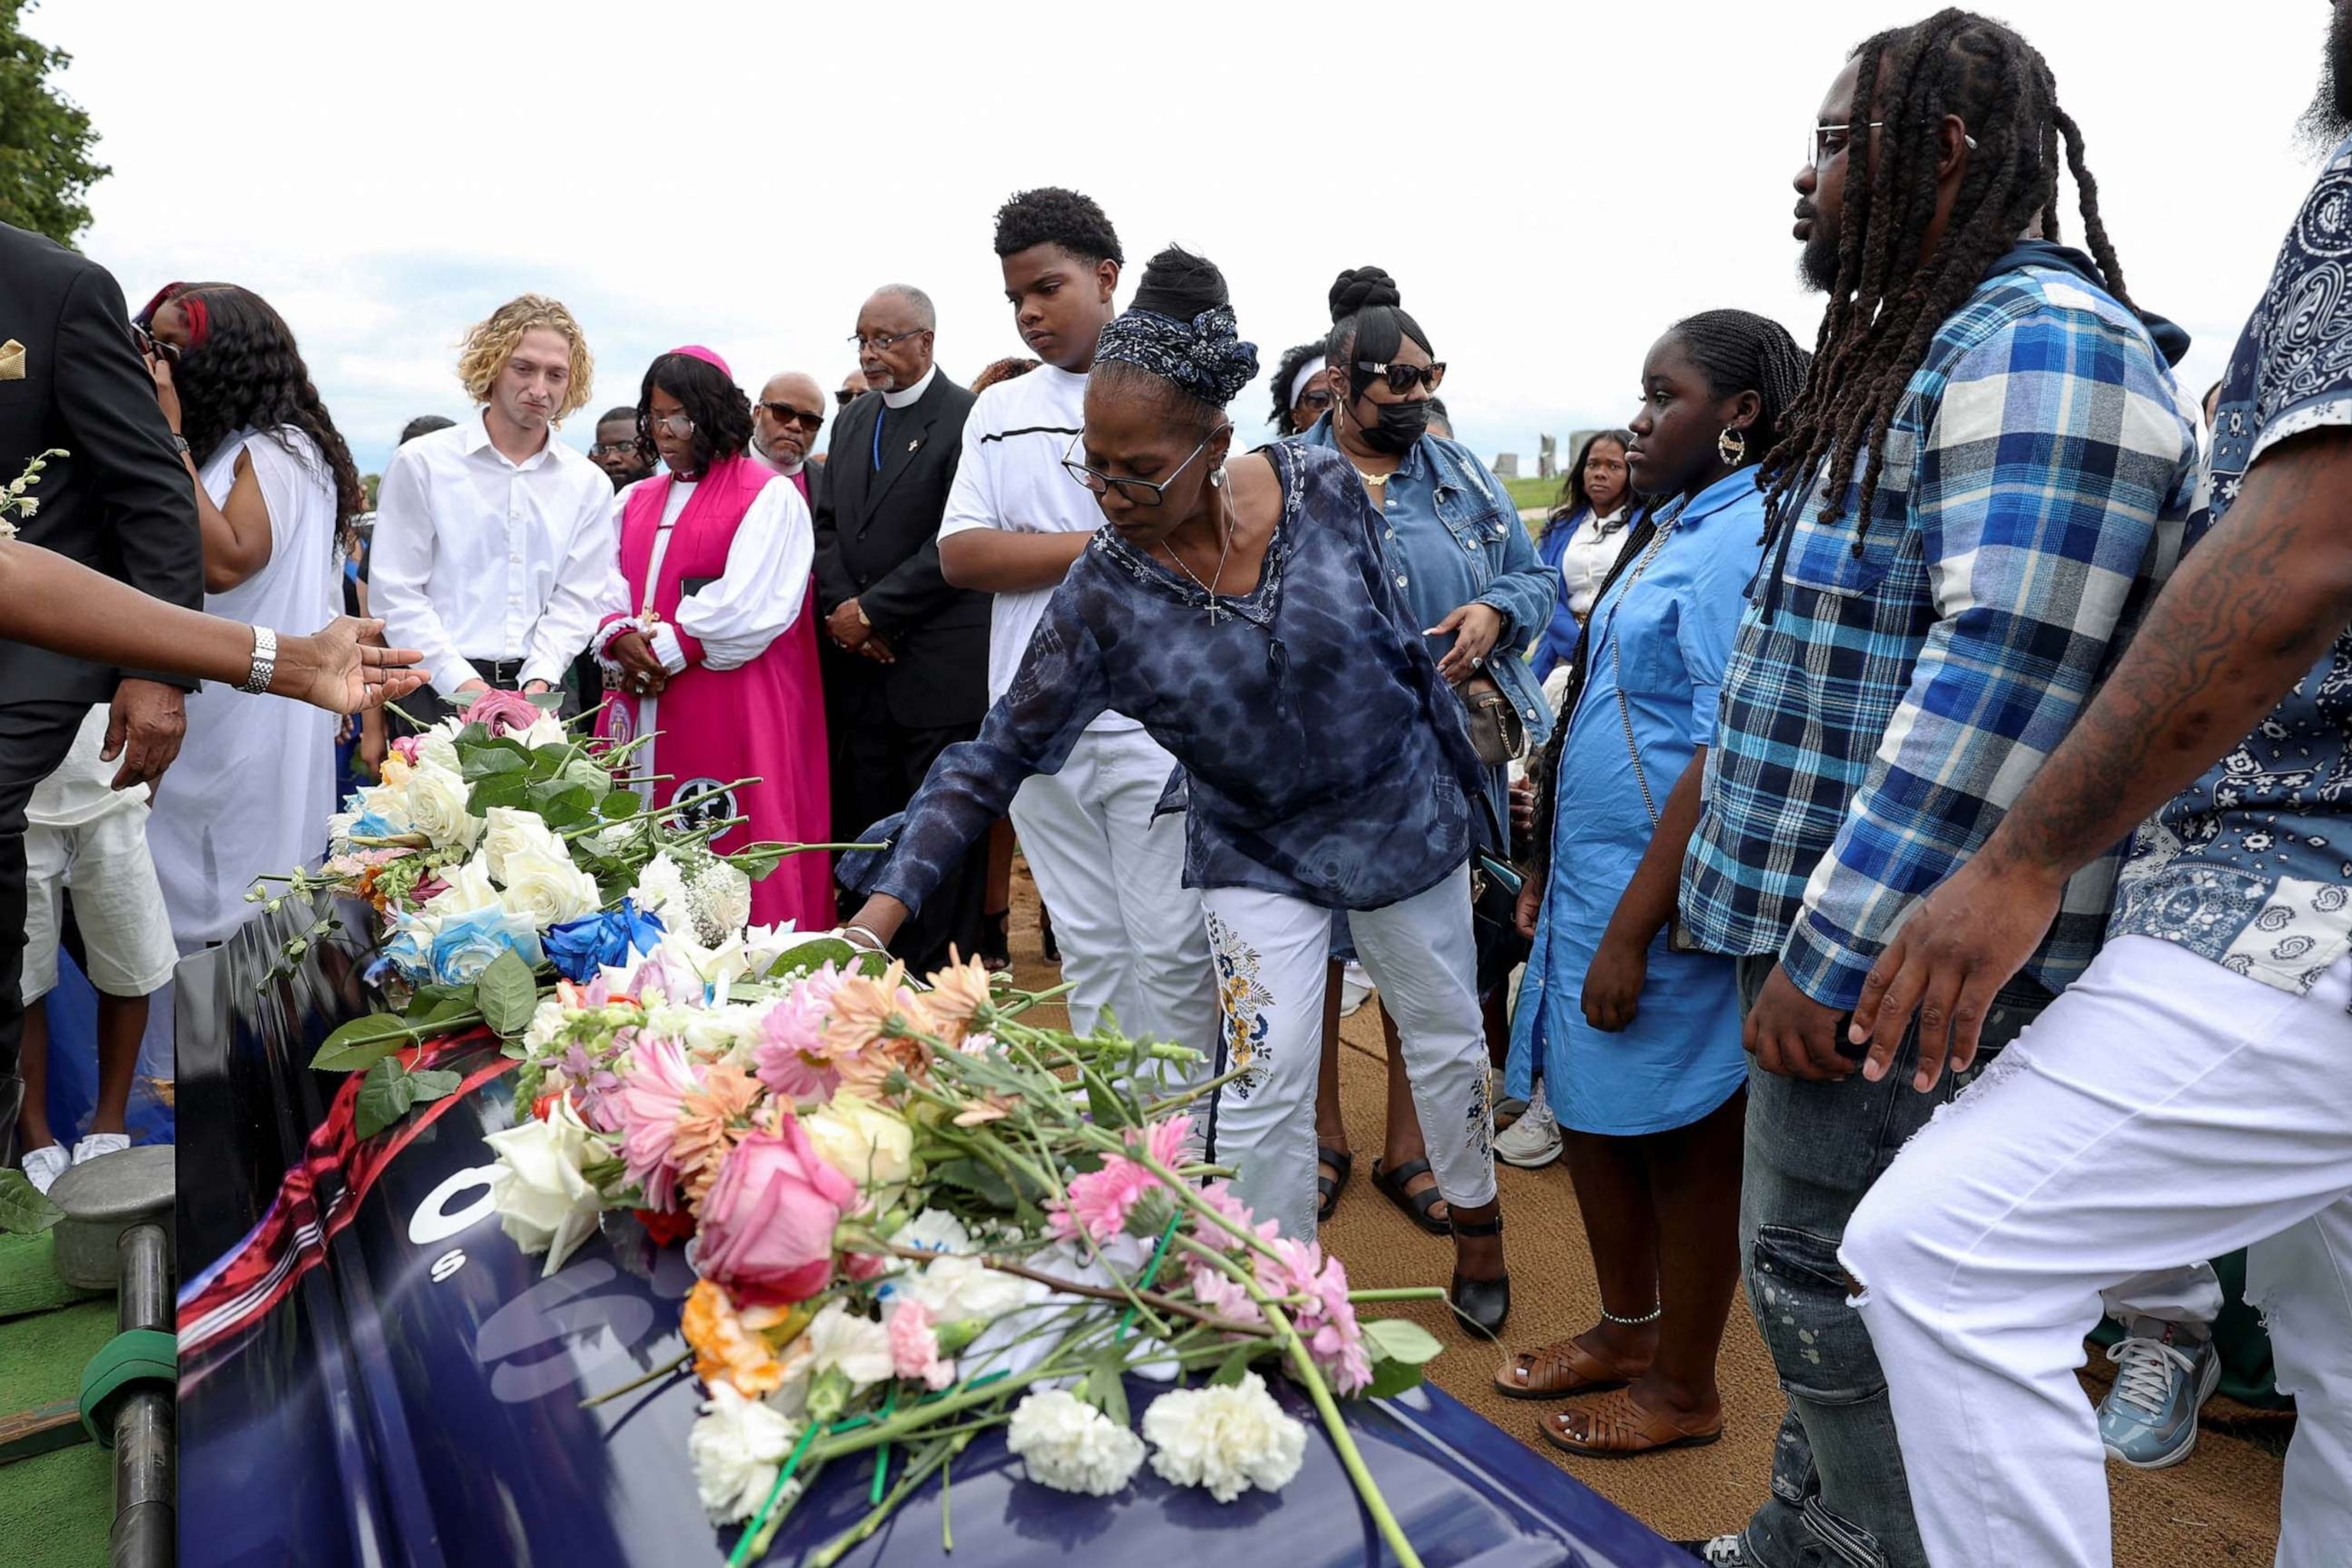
[34,0,2339,474]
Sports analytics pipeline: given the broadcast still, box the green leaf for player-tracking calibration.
[1078,1347,1130,1428]
[459,744,529,782]
[765,937,856,978]
[0,1171,65,1236]
[311,1011,420,1072]
[1360,1318,1444,1368]
[597,790,643,820]
[855,951,895,978]
[456,722,493,747]
[1083,1073,1132,1131]
[467,773,532,815]
[528,690,564,711]
[929,1158,1018,1210]
[1361,1354,1428,1400]
[731,849,782,882]
[1207,1344,1256,1388]
[407,1067,463,1106]
[354,1057,419,1139]
[474,948,541,1037]
[404,982,467,1019]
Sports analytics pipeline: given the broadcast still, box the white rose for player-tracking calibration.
[629,851,693,924]
[415,719,465,776]
[425,854,501,916]
[903,1251,1040,1325]
[351,780,415,837]
[482,1099,605,1275]
[481,806,567,884]
[1141,1374,1307,1502]
[1005,1389,1145,1496]
[497,844,602,930]
[687,1383,800,1524]
[516,711,570,752]
[802,1302,894,1393]
[803,1095,914,1194]
[403,760,483,853]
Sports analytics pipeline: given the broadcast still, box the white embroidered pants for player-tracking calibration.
[1009,727,1219,1086]
[1197,866,1496,1240]
[1842,936,2352,1568]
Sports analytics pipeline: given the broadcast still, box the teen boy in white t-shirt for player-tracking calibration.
[937,188,1217,1066]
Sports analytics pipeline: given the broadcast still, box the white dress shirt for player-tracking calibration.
[880,362,938,410]
[604,473,814,674]
[371,411,619,694]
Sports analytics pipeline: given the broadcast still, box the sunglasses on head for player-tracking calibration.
[760,401,825,432]
[1356,360,1446,395]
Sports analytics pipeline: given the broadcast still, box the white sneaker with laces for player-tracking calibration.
[70,1132,131,1165]
[1493,1084,1562,1168]
[20,1144,70,1194]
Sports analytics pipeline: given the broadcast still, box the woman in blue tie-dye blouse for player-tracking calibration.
[844,246,1511,1331]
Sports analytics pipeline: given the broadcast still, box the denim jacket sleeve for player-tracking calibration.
[871,564,1111,913]
[1429,441,1557,749]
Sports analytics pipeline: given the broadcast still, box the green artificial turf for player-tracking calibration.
[0,1439,112,1565]
[0,1298,116,1420]
[0,1232,98,1321]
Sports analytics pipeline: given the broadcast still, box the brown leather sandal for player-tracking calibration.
[1539,1388,1723,1458]
[1491,1338,1651,1401]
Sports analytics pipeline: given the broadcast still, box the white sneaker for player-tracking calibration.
[1339,962,1376,1017]
[20,1144,70,1194]
[1493,1085,1561,1168]
[70,1132,131,1165]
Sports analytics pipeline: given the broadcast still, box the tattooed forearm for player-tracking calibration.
[1983,430,2352,881]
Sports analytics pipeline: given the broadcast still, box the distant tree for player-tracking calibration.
[0,1,107,247]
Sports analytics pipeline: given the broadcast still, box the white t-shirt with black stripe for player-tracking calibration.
[938,364,1138,729]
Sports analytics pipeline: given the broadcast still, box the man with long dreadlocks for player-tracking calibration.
[1834,2,2352,1563]
[1675,11,2203,1566]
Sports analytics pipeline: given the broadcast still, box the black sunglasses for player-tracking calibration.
[1356,360,1446,395]
[760,401,825,432]
[132,321,181,364]
[835,387,858,407]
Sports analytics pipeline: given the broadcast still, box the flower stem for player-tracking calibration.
[1263,1295,1423,1568]
[806,1431,976,1568]
[1341,1287,1449,1304]
[577,1348,691,1408]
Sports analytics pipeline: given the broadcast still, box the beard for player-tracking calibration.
[1798,217,1842,293]
[2298,2,2352,153]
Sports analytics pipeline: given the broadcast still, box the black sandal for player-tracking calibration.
[1370,1156,1451,1237]
[1449,1210,1510,1337]
[1316,1145,1354,1223]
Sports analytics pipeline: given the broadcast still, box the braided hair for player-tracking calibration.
[1762,9,2126,553]
[1267,340,1325,435]
[1671,309,1812,466]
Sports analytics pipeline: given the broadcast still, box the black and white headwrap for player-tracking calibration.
[1094,305,1260,409]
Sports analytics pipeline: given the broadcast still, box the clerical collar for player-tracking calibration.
[881,364,937,410]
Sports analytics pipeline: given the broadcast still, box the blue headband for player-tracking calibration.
[1095,305,1259,410]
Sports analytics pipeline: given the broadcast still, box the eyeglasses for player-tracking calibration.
[643,413,695,439]
[588,440,642,458]
[131,321,181,364]
[847,328,928,354]
[1806,120,1975,168]
[1060,426,1229,507]
[759,401,825,432]
[1356,361,1446,396]
[1295,388,1333,413]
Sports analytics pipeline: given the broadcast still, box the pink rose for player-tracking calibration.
[694,1114,860,1307]
[461,688,546,738]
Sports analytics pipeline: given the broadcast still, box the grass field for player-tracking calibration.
[1504,474,1560,518]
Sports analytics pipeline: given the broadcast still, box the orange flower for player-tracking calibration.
[822,962,945,1057]
[952,1092,1014,1127]
[834,1034,933,1103]
[675,1058,763,1211]
[681,1278,789,1396]
[925,951,994,1027]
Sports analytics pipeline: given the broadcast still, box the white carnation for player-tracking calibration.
[629,851,694,924]
[902,1252,1039,1323]
[688,861,753,944]
[802,1302,894,1393]
[1005,1389,1145,1496]
[1140,1374,1306,1502]
[687,1382,800,1524]
[482,1098,604,1276]
[402,760,483,853]
[521,995,568,1054]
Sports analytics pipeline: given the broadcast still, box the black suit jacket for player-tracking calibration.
[813,370,988,730]
[0,222,204,704]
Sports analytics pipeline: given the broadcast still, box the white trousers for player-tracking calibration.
[1844,936,2352,1568]
[1009,727,1219,1073]
[1198,867,1497,1240]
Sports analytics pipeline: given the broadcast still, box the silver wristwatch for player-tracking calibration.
[240,625,279,695]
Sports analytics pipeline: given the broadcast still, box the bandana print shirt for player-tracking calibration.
[2109,135,2352,995]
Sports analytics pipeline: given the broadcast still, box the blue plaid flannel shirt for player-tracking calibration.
[1681,257,2202,1010]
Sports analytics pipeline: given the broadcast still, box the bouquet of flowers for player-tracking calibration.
[488,934,1449,1568]
[267,689,818,1135]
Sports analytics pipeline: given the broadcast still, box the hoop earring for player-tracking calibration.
[1717,426,1748,466]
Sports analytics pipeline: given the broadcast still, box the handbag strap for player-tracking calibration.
[1601,501,1685,831]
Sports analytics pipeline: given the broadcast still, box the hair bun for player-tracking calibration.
[1328,266,1403,322]
[1129,246,1231,321]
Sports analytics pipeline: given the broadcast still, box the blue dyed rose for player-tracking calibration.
[380,915,438,983]
[541,899,667,983]
[428,906,545,987]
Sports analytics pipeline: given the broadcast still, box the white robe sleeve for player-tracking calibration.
[672,476,814,671]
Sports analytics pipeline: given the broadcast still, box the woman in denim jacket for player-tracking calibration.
[1292,266,1554,1232]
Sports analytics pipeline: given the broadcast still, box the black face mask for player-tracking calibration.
[1354,394,1429,455]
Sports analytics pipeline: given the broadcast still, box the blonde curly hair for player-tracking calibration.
[456,294,595,422]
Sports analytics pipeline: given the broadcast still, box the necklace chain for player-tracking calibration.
[1158,493,1237,622]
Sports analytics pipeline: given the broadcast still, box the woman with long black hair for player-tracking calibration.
[1530,428,1636,682]
[845,247,1510,1328]
[136,281,364,944]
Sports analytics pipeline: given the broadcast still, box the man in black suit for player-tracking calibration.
[0,220,204,1155]
[814,286,989,973]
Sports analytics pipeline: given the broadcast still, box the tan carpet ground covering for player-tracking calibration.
[1003,867,2286,1563]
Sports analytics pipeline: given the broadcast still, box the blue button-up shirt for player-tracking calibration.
[1681,250,2202,1009]
[2109,136,2352,996]
[872,441,1487,914]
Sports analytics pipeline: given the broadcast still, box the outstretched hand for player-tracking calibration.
[282,616,429,715]
[1848,854,2063,1091]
